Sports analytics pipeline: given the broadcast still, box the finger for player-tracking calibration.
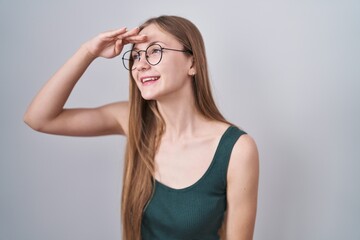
[124,35,147,43]
[120,27,142,38]
[126,27,140,34]
[121,36,147,46]
[114,39,124,55]
[103,27,127,38]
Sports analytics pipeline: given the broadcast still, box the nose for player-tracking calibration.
[134,51,150,71]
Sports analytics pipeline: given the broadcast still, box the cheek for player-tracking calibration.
[131,71,137,80]
[161,57,190,77]
[130,72,141,89]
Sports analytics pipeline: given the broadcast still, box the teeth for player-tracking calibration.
[142,77,159,83]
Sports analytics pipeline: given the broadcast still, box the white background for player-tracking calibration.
[1,0,359,239]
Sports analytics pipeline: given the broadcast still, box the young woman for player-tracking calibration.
[24,15,259,240]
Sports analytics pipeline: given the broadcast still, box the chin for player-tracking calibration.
[140,93,158,101]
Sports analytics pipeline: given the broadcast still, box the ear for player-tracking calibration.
[188,58,196,76]
[188,68,196,76]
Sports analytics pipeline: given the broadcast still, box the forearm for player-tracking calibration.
[24,45,96,129]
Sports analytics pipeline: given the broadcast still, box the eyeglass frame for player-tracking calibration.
[121,43,193,71]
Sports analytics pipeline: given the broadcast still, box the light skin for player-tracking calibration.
[24,24,259,240]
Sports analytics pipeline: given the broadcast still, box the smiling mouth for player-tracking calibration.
[141,76,160,84]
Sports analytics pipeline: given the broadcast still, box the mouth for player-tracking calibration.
[140,76,160,85]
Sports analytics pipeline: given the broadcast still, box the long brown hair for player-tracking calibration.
[121,15,230,240]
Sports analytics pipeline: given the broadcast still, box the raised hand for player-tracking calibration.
[24,26,147,136]
[83,27,147,59]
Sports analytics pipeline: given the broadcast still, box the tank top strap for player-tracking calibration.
[213,125,247,186]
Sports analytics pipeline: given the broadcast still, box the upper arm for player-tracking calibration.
[224,134,259,240]
[27,101,129,137]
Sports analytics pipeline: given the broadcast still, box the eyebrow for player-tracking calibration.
[133,41,167,50]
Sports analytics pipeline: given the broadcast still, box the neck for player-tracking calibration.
[156,96,207,141]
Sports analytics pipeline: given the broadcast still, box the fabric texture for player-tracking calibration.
[141,125,246,240]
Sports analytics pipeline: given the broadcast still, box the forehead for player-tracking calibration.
[135,24,180,49]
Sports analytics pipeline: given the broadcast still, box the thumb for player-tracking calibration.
[114,39,124,56]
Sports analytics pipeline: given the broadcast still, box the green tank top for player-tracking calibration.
[141,126,246,240]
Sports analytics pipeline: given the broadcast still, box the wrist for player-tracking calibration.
[79,44,98,61]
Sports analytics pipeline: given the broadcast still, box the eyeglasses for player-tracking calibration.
[122,43,193,71]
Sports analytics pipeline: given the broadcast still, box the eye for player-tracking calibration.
[146,44,163,56]
[131,51,140,61]
[153,48,162,53]
[149,48,162,55]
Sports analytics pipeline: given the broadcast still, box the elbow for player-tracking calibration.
[23,112,44,132]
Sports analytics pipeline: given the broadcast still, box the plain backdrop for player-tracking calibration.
[1,0,359,239]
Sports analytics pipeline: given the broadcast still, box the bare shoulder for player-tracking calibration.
[228,133,259,182]
[232,133,258,163]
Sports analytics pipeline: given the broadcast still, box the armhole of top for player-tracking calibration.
[222,127,247,186]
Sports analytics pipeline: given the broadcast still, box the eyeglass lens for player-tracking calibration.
[122,44,163,70]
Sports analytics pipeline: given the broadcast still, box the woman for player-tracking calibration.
[24,15,259,240]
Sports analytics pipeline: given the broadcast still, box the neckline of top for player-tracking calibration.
[155,125,235,192]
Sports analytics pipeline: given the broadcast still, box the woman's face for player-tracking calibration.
[131,24,194,101]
